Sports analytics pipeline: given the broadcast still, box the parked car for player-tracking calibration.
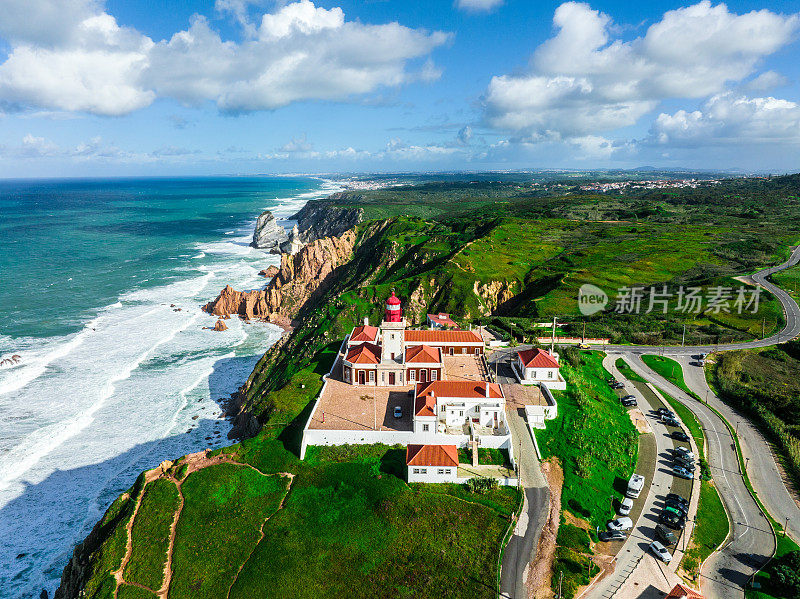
[607,378,618,385]
[663,505,684,519]
[649,540,672,564]
[618,497,634,516]
[598,530,627,542]
[666,499,689,516]
[674,447,695,460]
[659,511,686,530]
[674,456,695,470]
[621,394,636,401]
[607,517,634,531]
[666,493,689,509]
[655,523,678,546]
[611,382,625,389]
[621,398,638,407]
[672,465,694,479]
[393,406,402,418]
[662,416,680,427]
[672,430,690,442]
[656,407,675,418]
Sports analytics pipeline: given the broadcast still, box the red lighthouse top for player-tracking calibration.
[385,291,402,322]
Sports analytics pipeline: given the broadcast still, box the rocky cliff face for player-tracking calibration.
[204,228,358,324]
[251,210,288,252]
[290,199,363,244]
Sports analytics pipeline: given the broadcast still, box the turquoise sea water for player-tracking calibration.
[0,177,338,597]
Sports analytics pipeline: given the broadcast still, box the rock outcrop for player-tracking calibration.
[290,199,363,244]
[250,210,288,252]
[258,265,279,278]
[279,224,304,255]
[213,319,228,331]
[0,354,21,368]
[204,228,358,323]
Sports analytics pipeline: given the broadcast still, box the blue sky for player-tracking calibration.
[1,0,799,177]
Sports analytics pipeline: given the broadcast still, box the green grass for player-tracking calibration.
[125,478,180,591]
[641,355,692,395]
[747,534,800,599]
[535,351,638,528]
[229,458,518,599]
[117,585,157,599]
[457,447,512,467]
[169,464,289,599]
[682,480,729,579]
[615,358,646,382]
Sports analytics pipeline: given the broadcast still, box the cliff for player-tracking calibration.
[251,210,288,252]
[203,229,358,324]
[290,199,363,244]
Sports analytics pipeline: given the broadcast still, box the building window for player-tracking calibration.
[381,373,385,384]
[459,411,463,417]
[431,370,437,381]
[410,370,416,382]
[344,369,350,383]
[420,468,427,474]
[422,424,429,432]
[390,333,395,340]
[437,469,444,475]
[475,348,480,356]
[441,405,445,414]
[548,371,554,379]
[413,468,419,474]
[390,352,395,359]
[369,371,375,382]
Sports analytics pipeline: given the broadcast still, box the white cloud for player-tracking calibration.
[0,0,449,116]
[279,134,313,153]
[745,70,788,92]
[484,2,799,140]
[648,93,800,147]
[456,0,503,13]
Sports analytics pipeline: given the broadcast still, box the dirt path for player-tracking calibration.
[110,448,293,599]
[527,458,562,599]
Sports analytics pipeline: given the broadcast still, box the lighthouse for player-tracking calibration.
[385,290,402,322]
[382,291,405,360]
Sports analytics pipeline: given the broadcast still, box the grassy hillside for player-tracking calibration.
[712,344,800,494]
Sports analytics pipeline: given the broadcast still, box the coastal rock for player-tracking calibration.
[203,229,358,323]
[290,199,363,244]
[213,319,228,331]
[250,210,288,252]
[0,354,21,368]
[258,265,280,278]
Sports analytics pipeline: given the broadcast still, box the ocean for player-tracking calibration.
[0,176,339,598]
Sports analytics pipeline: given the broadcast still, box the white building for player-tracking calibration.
[406,444,459,483]
[413,380,507,436]
[514,348,566,390]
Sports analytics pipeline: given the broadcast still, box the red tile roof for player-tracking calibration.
[517,348,560,369]
[405,329,482,344]
[414,393,437,417]
[416,380,503,400]
[427,313,458,328]
[405,345,442,364]
[350,325,379,342]
[346,342,381,364]
[406,444,459,467]
[665,584,703,599]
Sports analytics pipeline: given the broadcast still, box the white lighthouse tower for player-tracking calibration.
[381,291,406,361]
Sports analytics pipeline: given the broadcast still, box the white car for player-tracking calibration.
[649,540,672,563]
[675,446,695,460]
[618,497,634,516]
[607,517,633,531]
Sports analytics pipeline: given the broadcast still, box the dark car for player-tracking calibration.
[659,511,686,530]
[598,530,627,542]
[655,523,678,546]
[656,407,674,418]
[674,455,695,470]
[611,382,625,389]
[662,416,680,427]
[607,378,618,385]
[666,493,689,508]
[672,431,690,442]
[621,394,636,401]
[621,398,638,407]
[666,499,689,516]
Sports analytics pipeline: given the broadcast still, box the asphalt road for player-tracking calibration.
[627,355,775,599]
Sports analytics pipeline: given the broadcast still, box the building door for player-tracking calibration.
[420,369,427,383]
[358,371,365,385]
[389,372,396,385]
[449,347,454,356]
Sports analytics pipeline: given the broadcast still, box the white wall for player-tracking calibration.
[408,466,458,483]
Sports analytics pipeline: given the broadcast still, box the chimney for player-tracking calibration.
[430,390,435,398]
[363,316,369,326]
[485,383,490,398]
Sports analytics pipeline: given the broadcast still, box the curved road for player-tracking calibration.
[590,246,800,598]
